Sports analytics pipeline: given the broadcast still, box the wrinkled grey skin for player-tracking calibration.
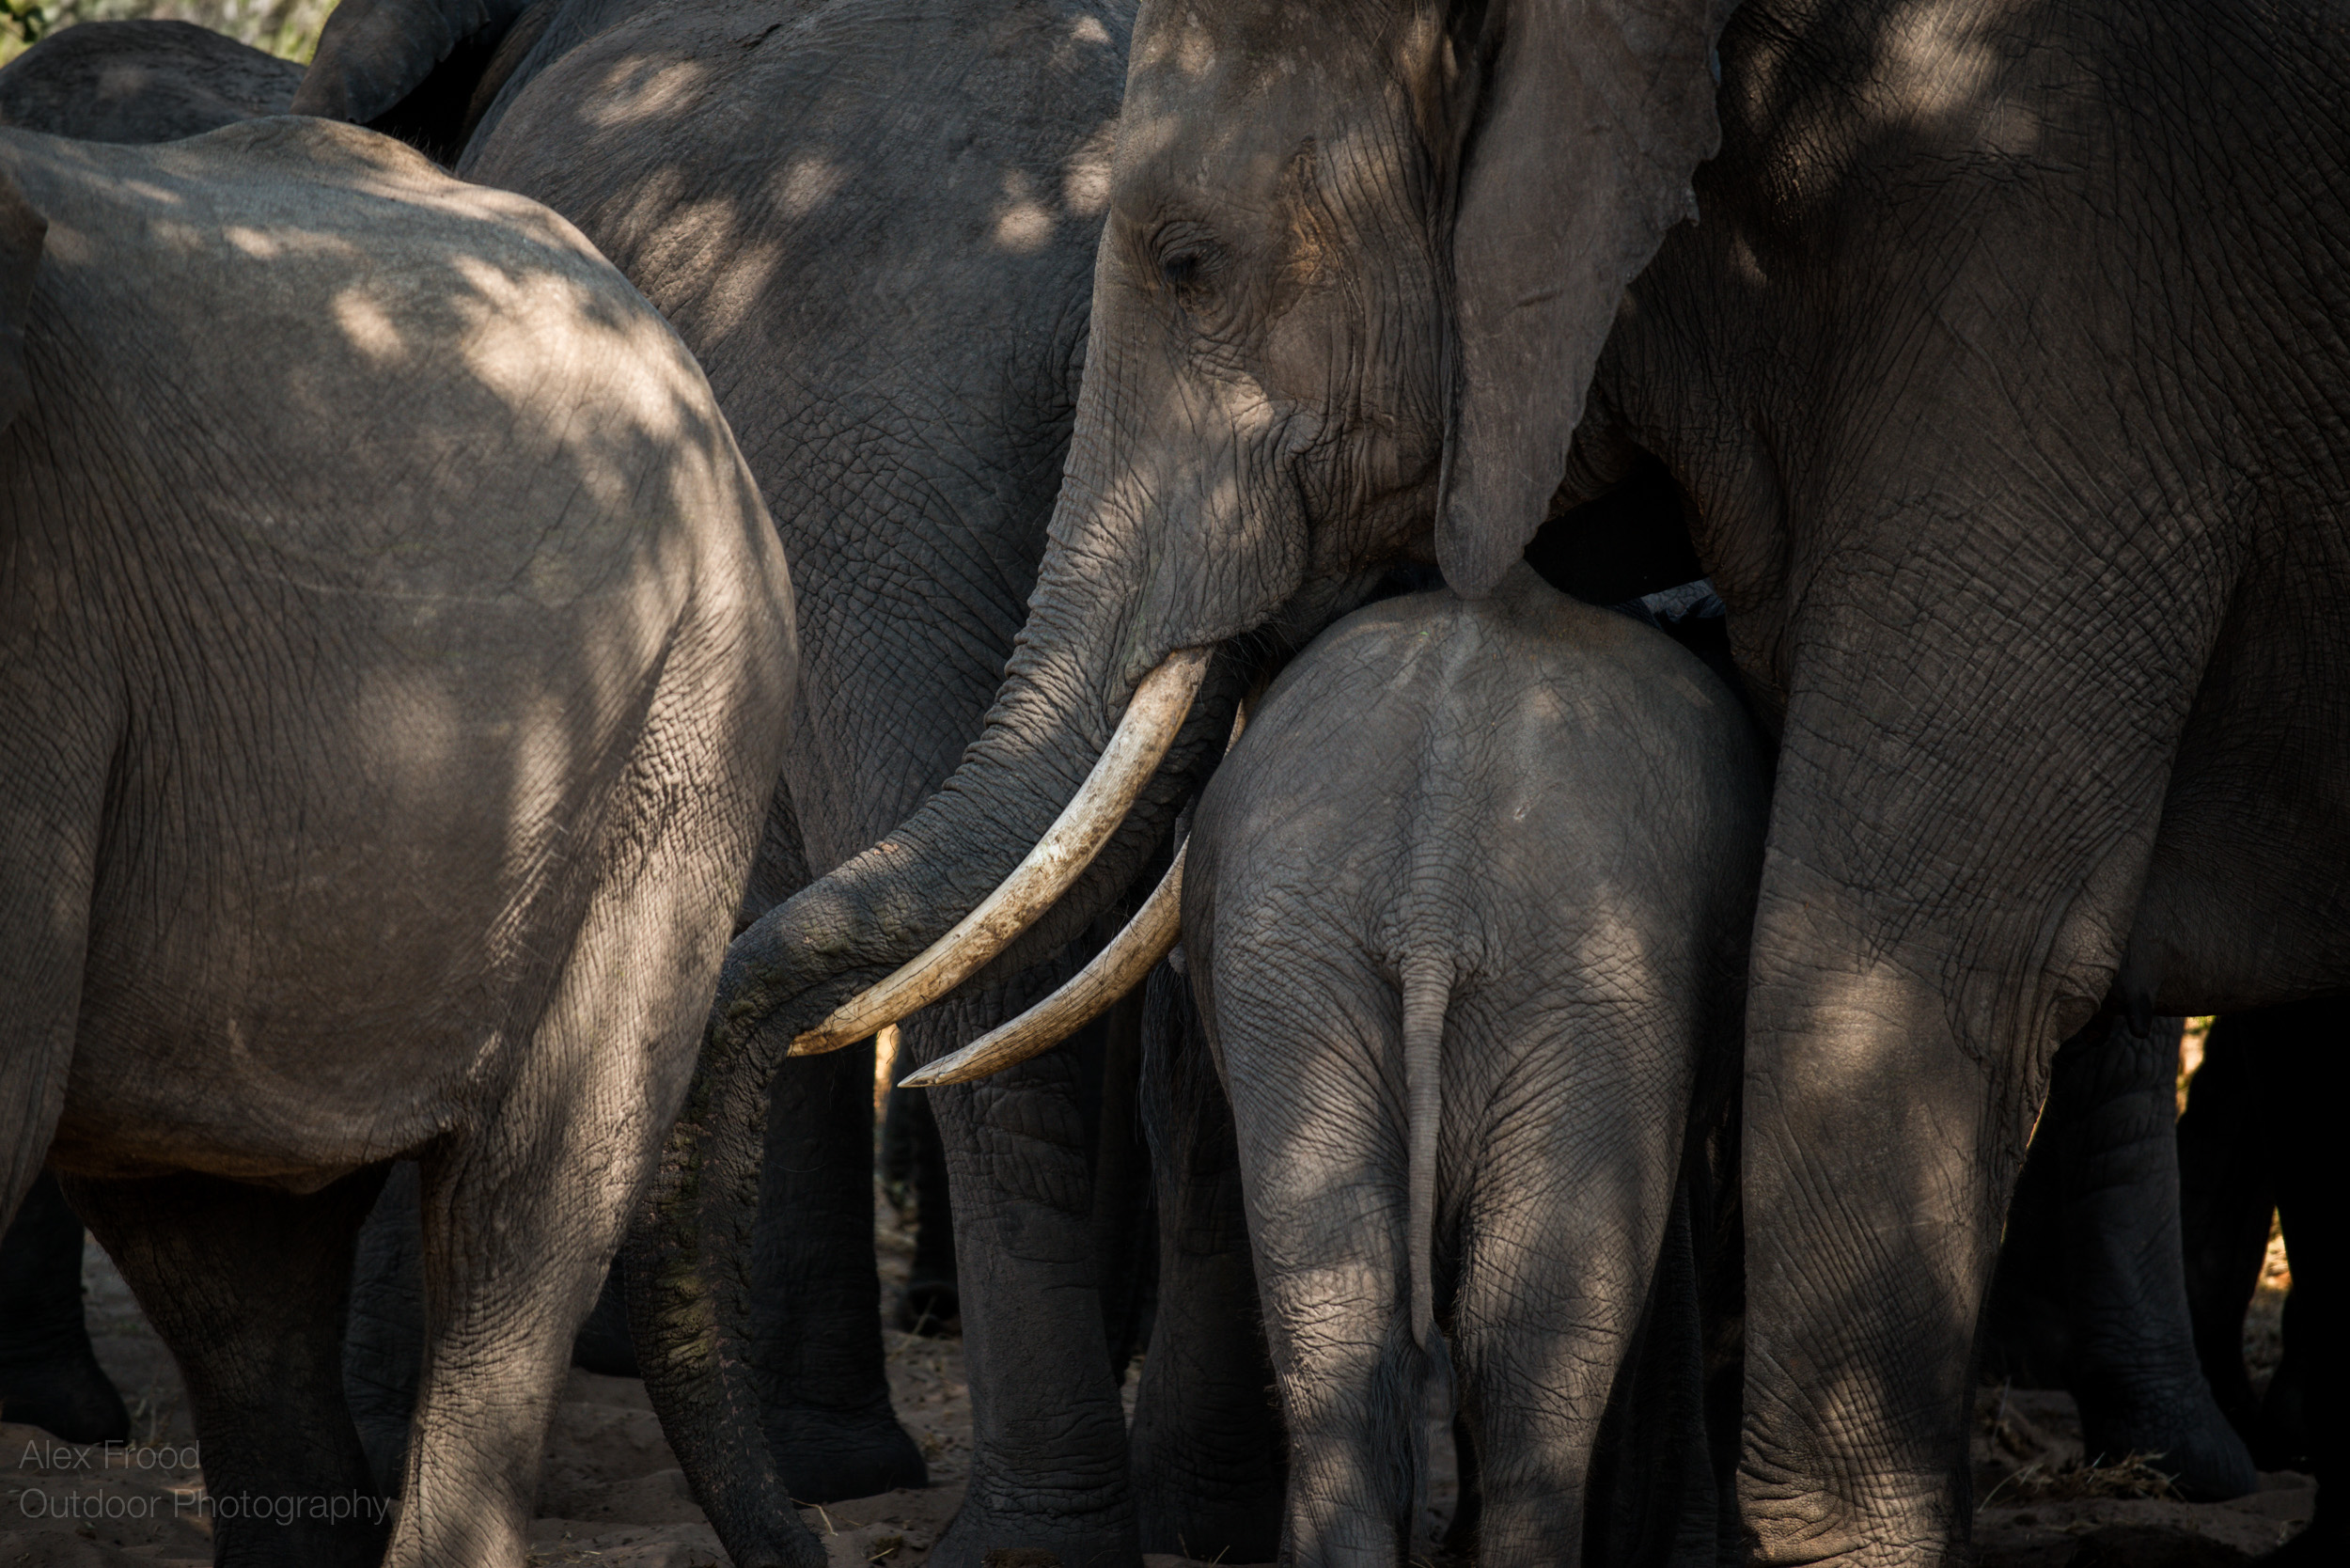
[0,21,301,143]
[687,0,2348,1561]
[0,29,645,1465]
[0,119,794,1567]
[1187,571,1762,1568]
[296,2,1288,1562]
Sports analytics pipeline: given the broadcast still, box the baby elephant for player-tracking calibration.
[1183,567,1765,1567]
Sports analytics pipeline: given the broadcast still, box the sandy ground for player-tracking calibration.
[0,1185,2311,1568]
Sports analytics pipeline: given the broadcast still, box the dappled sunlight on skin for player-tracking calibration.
[468,0,1170,931]
[1,95,792,1568]
[5,113,789,1184]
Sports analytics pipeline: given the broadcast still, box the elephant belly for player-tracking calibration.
[47,634,654,1186]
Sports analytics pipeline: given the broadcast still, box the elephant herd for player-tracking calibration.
[0,1,2337,1566]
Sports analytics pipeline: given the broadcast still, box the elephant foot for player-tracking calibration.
[0,1350,131,1444]
[2076,1377,2259,1501]
[895,1275,960,1338]
[768,1409,929,1503]
[925,1492,1141,1568]
[1135,1480,1284,1565]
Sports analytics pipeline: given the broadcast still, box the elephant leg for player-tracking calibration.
[1574,1184,1724,1568]
[1449,1058,1695,1568]
[341,1156,642,1500]
[396,826,817,1568]
[920,987,1142,1568]
[1089,992,1156,1379]
[65,1168,389,1568]
[0,1170,129,1443]
[1215,966,1420,1568]
[343,1161,427,1495]
[2176,1011,2278,1447]
[726,779,921,1498]
[885,1081,961,1336]
[2050,1011,2255,1498]
[752,1035,928,1499]
[1131,962,1286,1562]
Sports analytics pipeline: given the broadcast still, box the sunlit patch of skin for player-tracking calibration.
[776,153,846,219]
[1061,122,1117,217]
[332,288,407,364]
[581,55,718,130]
[992,168,1056,253]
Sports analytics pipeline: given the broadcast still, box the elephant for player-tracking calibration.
[1979,1014,2259,1498]
[294,1,1291,1561]
[1183,567,1762,1566]
[0,20,301,142]
[2176,1004,2326,1478]
[0,18,640,1458]
[0,115,794,1567]
[668,0,2349,1561]
[0,1171,127,1443]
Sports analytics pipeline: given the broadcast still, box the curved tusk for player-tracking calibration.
[899,842,1185,1089]
[790,647,1212,1056]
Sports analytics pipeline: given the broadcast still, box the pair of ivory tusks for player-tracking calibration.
[788,647,1213,1058]
[898,841,1185,1088]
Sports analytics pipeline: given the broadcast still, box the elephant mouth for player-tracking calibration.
[784,645,1214,1058]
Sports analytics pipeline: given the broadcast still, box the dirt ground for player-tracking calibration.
[0,1182,2312,1568]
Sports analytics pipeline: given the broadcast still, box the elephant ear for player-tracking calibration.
[1434,0,1735,597]
[293,0,540,147]
[0,166,46,437]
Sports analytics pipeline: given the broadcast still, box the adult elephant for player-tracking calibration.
[0,20,301,141]
[0,115,793,1566]
[666,0,2349,1563]
[297,0,1290,1560]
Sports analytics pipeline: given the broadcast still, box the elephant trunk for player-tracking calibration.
[626,400,1254,1565]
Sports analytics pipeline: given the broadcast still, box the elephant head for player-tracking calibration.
[636,2,1740,1560]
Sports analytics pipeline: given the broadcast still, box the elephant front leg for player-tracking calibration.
[67,1168,390,1568]
[751,1038,929,1500]
[1734,921,2018,1567]
[919,996,1142,1568]
[0,1171,129,1444]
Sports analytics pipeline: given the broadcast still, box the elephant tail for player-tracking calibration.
[1399,949,1452,1355]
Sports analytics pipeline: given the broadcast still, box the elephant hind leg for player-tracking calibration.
[66,1166,391,1568]
[1214,966,1427,1568]
[1131,962,1286,1564]
[1445,1080,1688,1568]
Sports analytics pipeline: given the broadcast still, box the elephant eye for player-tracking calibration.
[1161,251,1204,290]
